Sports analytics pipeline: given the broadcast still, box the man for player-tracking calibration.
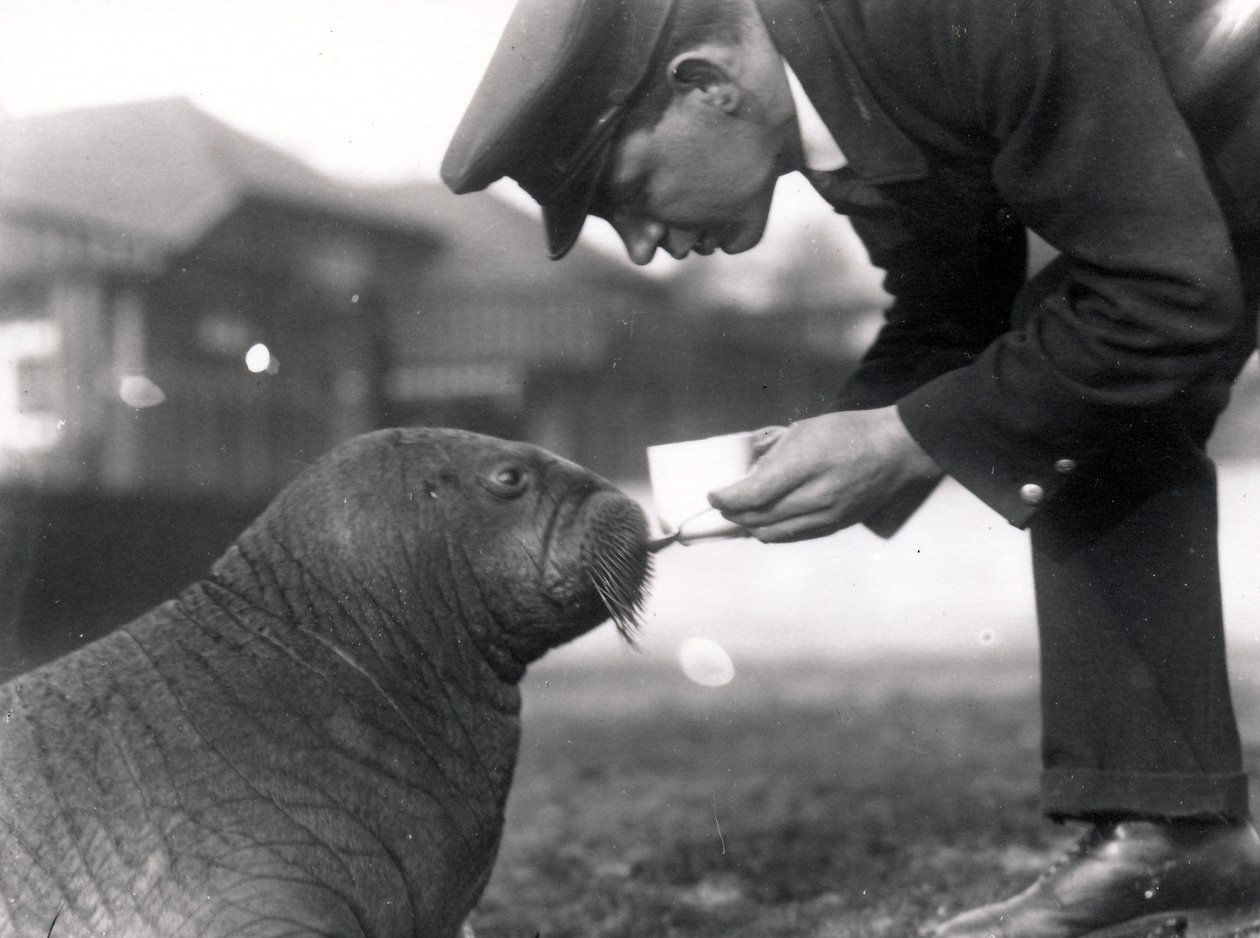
[441,0,1260,934]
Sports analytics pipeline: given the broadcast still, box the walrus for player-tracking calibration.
[0,428,651,938]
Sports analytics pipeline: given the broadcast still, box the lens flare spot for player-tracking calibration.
[118,374,166,408]
[678,637,735,687]
[245,343,278,374]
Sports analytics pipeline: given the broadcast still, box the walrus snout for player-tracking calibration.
[582,495,652,643]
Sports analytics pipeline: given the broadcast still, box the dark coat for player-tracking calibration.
[757,0,1260,526]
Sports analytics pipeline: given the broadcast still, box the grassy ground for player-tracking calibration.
[466,650,1260,938]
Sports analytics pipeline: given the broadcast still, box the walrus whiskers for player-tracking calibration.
[585,511,651,643]
[589,558,647,642]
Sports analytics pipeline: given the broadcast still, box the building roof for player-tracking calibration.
[366,179,655,294]
[365,180,669,369]
[0,97,433,252]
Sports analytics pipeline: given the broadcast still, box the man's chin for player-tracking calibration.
[721,228,767,255]
[721,207,773,254]
[721,239,759,256]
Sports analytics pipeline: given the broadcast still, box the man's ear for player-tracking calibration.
[667,51,743,113]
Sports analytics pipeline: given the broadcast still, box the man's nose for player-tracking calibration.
[613,217,666,266]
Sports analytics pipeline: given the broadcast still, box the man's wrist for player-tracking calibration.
[881,405,943,482]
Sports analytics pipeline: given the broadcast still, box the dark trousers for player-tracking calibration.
[1027,236,1259,821]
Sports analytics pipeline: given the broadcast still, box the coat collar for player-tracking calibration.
[755,0,927,184]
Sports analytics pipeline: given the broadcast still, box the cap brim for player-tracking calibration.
[443,0,681,260]
[543,200,590,261]
[540,136,614,260]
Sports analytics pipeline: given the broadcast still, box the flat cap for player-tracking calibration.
[441,0,679,259]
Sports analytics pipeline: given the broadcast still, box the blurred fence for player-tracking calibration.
[0,486,266,677]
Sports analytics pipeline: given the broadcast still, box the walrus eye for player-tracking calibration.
[481,463,530,498]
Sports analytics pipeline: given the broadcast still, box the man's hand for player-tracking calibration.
[708,408,943,543]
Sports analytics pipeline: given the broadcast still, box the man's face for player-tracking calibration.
[596,89,786,266]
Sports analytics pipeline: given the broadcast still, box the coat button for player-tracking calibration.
[1020,483,1045,505]
[1055,458,1077,474]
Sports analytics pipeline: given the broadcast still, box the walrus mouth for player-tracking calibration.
[584,499,652,644]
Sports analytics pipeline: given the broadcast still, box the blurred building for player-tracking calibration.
[368,180,675,479]
[0,98,443,498]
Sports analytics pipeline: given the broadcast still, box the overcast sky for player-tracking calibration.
[0,0,522,182]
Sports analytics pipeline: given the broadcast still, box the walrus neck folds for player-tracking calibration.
[200,535,524,714]
[188,427,650,705]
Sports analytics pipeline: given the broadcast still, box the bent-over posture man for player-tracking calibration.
[441,0,1260,934]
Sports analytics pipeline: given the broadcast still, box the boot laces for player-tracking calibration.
[1036,823,1115,884]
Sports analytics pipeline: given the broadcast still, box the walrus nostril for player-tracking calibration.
[583,497,652,644]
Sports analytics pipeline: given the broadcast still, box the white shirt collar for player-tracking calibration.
[783,60,847,172]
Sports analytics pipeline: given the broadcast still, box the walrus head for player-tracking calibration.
[228,427,652,683]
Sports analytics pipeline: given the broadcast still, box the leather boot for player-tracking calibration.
[922,819,1260,938]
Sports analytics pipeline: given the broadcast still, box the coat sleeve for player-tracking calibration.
[835,197,1027,412]
[833,189,1028,536]
[886,0,1245,527]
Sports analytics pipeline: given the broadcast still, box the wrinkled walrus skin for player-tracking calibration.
[0,428,651,938]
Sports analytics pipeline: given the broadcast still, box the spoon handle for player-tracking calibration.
[647,532,681,552]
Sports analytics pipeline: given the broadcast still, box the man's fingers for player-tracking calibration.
[743,510,852,543]
[712,478,841,528]
[708,464,798,514]
[707,477,756,513]
[703,409,937,544]
[749,426,786,458]
[708,429,804,512]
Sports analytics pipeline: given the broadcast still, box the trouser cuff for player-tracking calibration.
[1042,768,1250,821]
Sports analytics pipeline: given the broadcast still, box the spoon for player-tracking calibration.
[647,531,682,552]
[646,507,743,552]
